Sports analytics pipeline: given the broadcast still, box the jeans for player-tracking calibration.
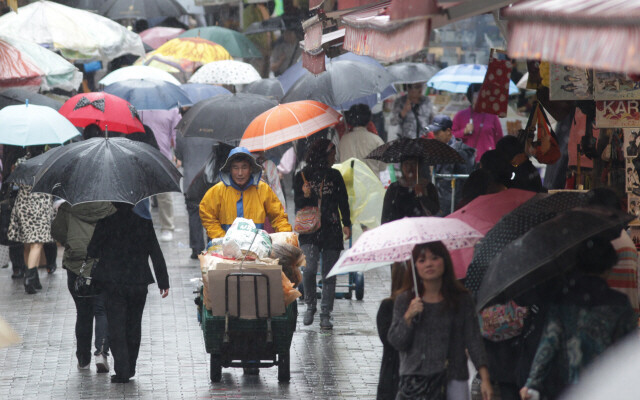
[66,270,109,365]
[185,196,205,252]
[301,244,340,316]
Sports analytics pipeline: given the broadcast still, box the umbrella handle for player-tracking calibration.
[407,259,420,298]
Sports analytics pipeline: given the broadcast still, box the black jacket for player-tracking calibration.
[377,298,400,400]
[294,166,351,250]
[381,180,440,224]
[87,207,169,289]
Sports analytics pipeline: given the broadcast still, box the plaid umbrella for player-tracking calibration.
[366,138,465,165]
[464,191,588,294]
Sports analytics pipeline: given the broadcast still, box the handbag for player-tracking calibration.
[294,173,324,234]
[478,300,529,342]
[73,256,100,298]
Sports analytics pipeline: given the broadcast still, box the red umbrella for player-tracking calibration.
[59,92,144,134]
[445,189,538,278]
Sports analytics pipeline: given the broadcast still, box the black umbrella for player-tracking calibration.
[387,62,440,84]
[100,0,186,20]
[65,0,104,13]
[32,137,181,205]
[6,147,64,186]
[464,191,588,294]
[185,142,234,202]
[244,16,288,35]
[177,93,278,143]
[0,88,63,110]
[242,78,285,101]
[476,207,634,311]
[366,138,465,165]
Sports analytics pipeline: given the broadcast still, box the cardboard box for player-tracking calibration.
[208,263,285,319]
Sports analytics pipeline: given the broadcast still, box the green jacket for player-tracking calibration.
[51,202,116,276]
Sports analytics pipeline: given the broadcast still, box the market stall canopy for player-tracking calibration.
[504,0,640,74]
[0,1,145,61]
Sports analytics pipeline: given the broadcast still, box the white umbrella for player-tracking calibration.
[0,0,144,61]
[188,60,261,85]
[99,65,181,86]
[0,104,80,146]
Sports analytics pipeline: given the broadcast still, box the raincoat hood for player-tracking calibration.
[219,146,262,189]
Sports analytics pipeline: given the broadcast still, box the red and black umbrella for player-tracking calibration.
[59,92,144,134]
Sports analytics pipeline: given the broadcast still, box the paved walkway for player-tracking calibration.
[0,192,390,399]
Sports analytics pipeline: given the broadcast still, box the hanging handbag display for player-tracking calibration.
[73,256,100,298]
[294,172,324,234]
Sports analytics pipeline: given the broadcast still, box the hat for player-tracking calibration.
[427,115,453,133]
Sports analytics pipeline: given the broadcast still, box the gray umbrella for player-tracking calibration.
[100,0,186,20]
[0,88,63,110]
[242,78,285,101]
[388,62,440,84]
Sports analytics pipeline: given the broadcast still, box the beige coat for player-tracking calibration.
[337,126,386,176]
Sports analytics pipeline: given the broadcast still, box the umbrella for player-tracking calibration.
[476,207,634,311]
[388,62,440,84]
[137,37,232,75]
[101,0,187,20]
[0,1,144,61]
[0,88,63,110]
[239,101,340,152]
[327,217,483,278]
[139,26,185,49]
[66,0,103,13]
[59,92,144,134]
[180,83,230,104]
[179,26,262,59]
[104,78,193,110]
[99,65,181,86]
[366,138,465,165]
[281,59,396,111]
[0,316,20,348]
[178,93,278,142]
[244,16,287,35]
[465,191,588,294]
[427,64,519,94]
[242,78,285,101]
[32,137,182,205]
[7,146,64,186]
[188,60,261,85]
[445,189,538,278]
[0,34,82,92]
[0,104,80,146]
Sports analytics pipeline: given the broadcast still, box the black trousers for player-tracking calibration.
[185,196,205,252]
[104,284,148,378]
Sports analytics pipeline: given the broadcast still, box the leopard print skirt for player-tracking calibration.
[7,185,54,244]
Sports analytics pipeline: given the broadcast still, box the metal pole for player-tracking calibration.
[450,178,456,214]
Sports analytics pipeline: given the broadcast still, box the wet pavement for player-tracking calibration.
[0,192,390,399]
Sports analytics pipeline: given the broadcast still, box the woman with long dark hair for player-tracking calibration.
[388,241,492,400]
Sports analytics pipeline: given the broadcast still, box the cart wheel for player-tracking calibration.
[210,353,222,382]
[278,352,290,382]
[355,272,364,300]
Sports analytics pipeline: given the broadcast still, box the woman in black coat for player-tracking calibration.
[294,138,351,330]
[87,202,170,383]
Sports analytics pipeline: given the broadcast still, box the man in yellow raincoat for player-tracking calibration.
[199,147,291,239]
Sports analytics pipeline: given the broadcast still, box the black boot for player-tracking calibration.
[24,268,37,294]
[11,264,25,279]
[33,269,42,290]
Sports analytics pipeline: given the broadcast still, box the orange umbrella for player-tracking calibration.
[239,101,341,152]
[137,37,231,74]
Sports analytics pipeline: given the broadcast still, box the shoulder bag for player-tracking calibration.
[73,256,100,298]
[294,172,324,234]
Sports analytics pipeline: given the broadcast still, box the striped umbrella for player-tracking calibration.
[239,101,340,152]
[427,64,519,94]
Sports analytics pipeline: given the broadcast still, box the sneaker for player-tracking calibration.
[95,353,109,373]
[78,362,90,371]
[159,230,173,242]
[303,306,316,326]
[320,314,333,330]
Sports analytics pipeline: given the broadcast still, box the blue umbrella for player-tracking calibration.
[0,103,80,146]
[104,78,193,110]
[427,64,519,94]
[180,83,230,104]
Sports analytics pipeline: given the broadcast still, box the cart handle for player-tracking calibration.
[224,272,272,320]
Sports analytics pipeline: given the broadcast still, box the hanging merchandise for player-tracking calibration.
[474,49,512,118]
[520,101,561,165]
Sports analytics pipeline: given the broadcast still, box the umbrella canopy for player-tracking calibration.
[32,137,182,205]
[180,83,230,104]
[388,62,440,84]
[188,60,261,85]
[139,26,185,49]
[101,0,187,20]
[0,34,82,92]
[179,26,261,59]
[104,78,192,110]
[0,1,144,61]
[66,0,103,13]
[178,93,277,142]
[465,191,588,294]
[476,207,634,311]
[242,78,285,101]
[99,65,181,86]
[239,101,340,152]
[327,217,483,278]
[445,189,538,278]
[243,16,287,35]
[281,59,396,111]
[138,37,232,75]
[366,138,465,165]
[427,64,519,94]
[59,92,144,134]
[0,104,80,146]
[0,88,63,110]
[7,146,64,186]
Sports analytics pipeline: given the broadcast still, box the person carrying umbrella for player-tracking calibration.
[391,82,436,139]
[337,104,387,177]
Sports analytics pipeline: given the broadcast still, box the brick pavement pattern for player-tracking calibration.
[0,192,390,399]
